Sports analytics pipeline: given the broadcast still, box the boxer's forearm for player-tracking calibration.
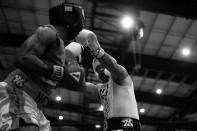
[15,54,52,77]
[16,26,68,82]
[98,52,128,82]
[76,29,128,82]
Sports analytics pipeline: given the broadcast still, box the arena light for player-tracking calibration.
[98,105,104,111]
[136,20,144,39]
[182,48,190,56]
[58,115,63,120]
[139,108,145,114]
[121,15,135,30]
[138,27,144,38]
[95,124,101,129]
[56,96,62,101]
[156,88,162,94]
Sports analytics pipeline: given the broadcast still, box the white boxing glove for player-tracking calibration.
[76,29,105,58]
[65,42,83,57]
[65,42,83,63]
[75,29,91,46]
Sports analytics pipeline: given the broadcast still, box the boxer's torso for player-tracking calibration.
[98,76,139,120]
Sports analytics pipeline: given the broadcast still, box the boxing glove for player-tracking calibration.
[65,42,83,57]
[76,29,105,58]
[47,42,83,82]
[65,42,83,63]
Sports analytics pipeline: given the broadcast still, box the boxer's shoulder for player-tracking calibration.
[35,25,57,44]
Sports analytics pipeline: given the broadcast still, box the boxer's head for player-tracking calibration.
[49,4,85,40]
[92,58,110,83]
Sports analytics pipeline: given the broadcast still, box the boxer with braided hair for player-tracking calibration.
[0,3,85,131]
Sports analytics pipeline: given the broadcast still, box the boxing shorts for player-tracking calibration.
[0,69,51,131]
[106,117,140,131]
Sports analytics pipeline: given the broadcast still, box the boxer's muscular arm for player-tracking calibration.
[98,53,128,85]
[59,66,100,101]
[86,32,129,85]
[59,62,100,101]
[76,30,128,85]
[60,75,100,101]
[15,26,56,77]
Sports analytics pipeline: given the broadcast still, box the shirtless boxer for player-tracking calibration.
[76,30,140,131]
[0,3,85,131]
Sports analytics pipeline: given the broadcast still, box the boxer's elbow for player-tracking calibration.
[15,55,33,73]
[15,54,50,76]
[111,65,128,85]
[15,55,27,69]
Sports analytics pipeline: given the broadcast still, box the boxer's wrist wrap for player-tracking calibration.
[50,65,64,81]
[91,48,105,58]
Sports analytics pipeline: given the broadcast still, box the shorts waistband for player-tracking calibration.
[4,69,48,105]
[106,117,140,131]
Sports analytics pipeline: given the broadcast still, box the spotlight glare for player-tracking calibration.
[139,28,144,38]
[121,15,135,30]
[156,89,162,94]
[98,105,104,111]
[56,96,62,101]
[182,48,190,56]
[139,108,145,113]
[58,115,63,120]
[95,124,101,128]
